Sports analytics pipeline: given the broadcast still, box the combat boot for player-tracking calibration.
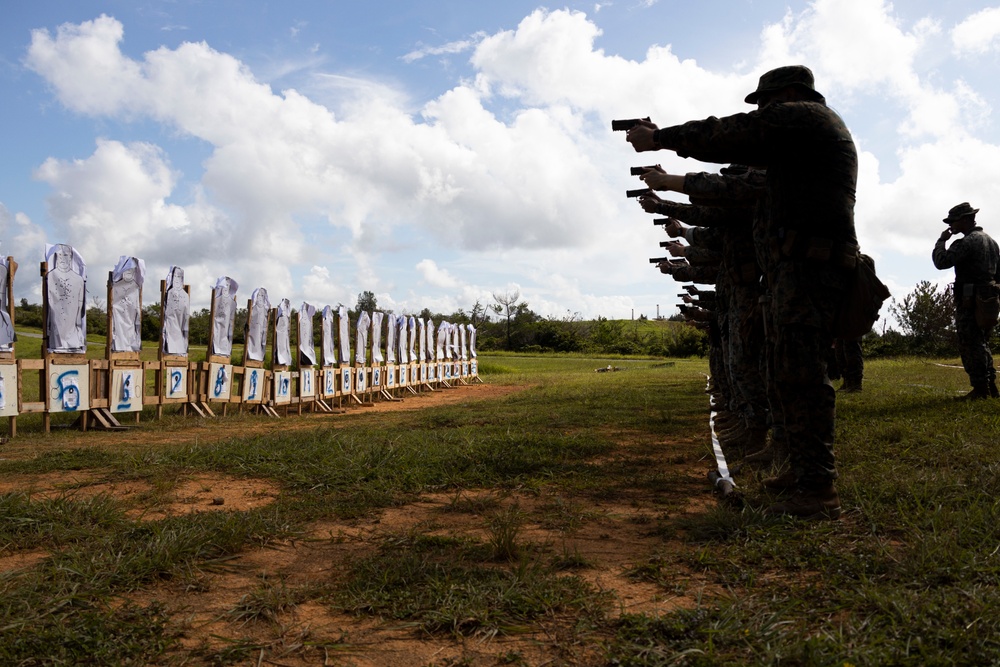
[712,412,741,430]
[990,380,999,398]
[743,432,787,466]
[733,427,768,462]
[716,424,748,447]
[765,484,841,520]
[762,467,797,491]
[956,384,991,401]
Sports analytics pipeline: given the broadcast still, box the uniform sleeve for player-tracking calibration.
[684,171,766,204]
[655,111,769,165]
[657,200,752,228]
[933,238,965,270]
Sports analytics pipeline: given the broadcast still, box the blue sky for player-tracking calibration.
[3,1,1000,326]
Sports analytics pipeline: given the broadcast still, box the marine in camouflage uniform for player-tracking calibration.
[643,167,788,463]
[641,187,769,456]
[628,65,857,519]
[931,202,1000,399]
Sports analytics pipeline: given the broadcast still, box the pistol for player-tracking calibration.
[659,240,683,248]
[649,257,672,264]
[652,218,671,226]
[683,284,698,294]
[611,117,650,131]
[626,188,652,198]
[630,165,659,176]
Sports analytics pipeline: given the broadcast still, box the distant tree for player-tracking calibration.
[141,304,161,342]
[232,307,248,344]
[491,290,522,351]
[16,299,43,328]
[86,295,107,337]
[469,300,490,327]
[888,280,955,355]
[355,290,378,313]
[189,308,211,346]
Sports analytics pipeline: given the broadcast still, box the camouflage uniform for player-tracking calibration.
[657,198,769,440]
[932,222,1000,391]
[652,96,858,492]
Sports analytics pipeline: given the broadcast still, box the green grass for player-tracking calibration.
[0,354,999,663]
[338,531,608,637]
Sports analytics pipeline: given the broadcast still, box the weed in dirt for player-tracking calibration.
[227,574,300,625]
[439,489,504,515]
[550,545,592,571]
[486,503,525,561]
[536,494,593,532]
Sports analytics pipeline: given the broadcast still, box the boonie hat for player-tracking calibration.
[943,202,979,223]
[745,65,825,104]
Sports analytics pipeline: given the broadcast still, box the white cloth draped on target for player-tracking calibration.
[426,319,436,362]
[355,311,371,365]
[0,255,12,352]
[274,299,292,366]
[386,313,397,364]
[397,315,408,364]
[437,321,449,360]
[45,243,87,354]
[210,276,239,357]
[337,305,351,364]
[245,288,271,363]
[467,324,477,358]
[371,312,385,364]
[321,305,336,367]
[162,266,189,355]
[298,302,317,366]
[407,316,417,362]
[110,255,145,353]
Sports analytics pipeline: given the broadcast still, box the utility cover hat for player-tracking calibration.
[745,65,825,104]
[943,202,979,223]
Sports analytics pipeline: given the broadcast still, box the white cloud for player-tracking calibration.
[26,15,146,116]
[952,7,1000,55]
[416,259,460,289]
[401,33,485,63]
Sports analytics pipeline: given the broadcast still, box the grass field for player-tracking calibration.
[0,351,997,665]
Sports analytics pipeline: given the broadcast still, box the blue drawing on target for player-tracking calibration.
[57,370,81,411]
[171,369,183,395]
[213,366,228,398]
[247,369,258,400]
[117,372,133,411]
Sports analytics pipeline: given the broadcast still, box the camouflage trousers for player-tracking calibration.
[707,318,731,410]
[835,337,864,385]
[768,260,848,488]
[774,324,837,487]
[727,283,768,429]
[955,305,996,387]
[760,294,786,446]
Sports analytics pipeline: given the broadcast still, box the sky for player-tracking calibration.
[3,0,1000,327]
